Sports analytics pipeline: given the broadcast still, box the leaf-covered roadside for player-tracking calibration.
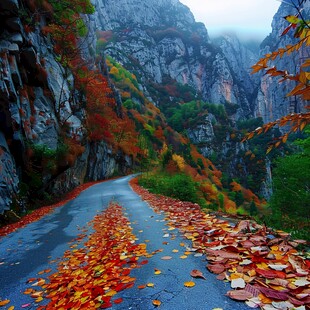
[130,178,310,310]
[15,202,156,309]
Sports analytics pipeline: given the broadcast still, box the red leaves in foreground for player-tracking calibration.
[130,178,310,309]
[0,181,103,237]
[24,202,150,309]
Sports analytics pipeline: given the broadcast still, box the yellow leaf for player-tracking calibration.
[180,255,188,259]
[8,306,14,310]
[172,249,179,253]
[184,281,195,287]
[35,297,43,303]
[154,269,161,275]
[105,290,117,297]
[146,283,154,287]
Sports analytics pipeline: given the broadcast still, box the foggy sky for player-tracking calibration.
[179,0,281,41]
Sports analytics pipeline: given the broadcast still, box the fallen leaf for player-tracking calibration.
[294,279,310,287]
[114,298,123,304]
[226,289,253,301]
[190,269,206,280]
[207,264,225,274]
[152,300,161,307]
[180,255,187,259]
[147,283,154,287]
[172,249,179,253]
[161,256,172,260]
[154,269,161,275]
[184,281,196,287]
[231,278,246,289]
[0,300,10,306]
[138,285,146,289]
[268,264,288,271]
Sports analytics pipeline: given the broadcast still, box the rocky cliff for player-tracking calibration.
[92,0,257,118]
[0,0,132,214]
[255,0,309,123]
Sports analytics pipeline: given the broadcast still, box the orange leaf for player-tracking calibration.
[0,300,10,306]
[152,300,161,307]
[138,285,146,289]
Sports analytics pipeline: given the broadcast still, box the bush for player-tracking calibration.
[139,173,199,203]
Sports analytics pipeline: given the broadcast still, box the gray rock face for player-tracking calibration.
[93,0,197,31]
[92,0,257,117]
[187,114,215,145]
[0,131,19,214]
[255,0,309,124]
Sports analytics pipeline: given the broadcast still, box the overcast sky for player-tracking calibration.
[179,0,281,41]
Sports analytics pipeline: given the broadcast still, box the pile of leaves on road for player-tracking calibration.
[19,202,158,309]
[131,178,310,310]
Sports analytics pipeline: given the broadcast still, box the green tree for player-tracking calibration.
[270,136,310,221]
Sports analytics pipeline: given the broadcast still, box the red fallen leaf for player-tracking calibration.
[114,298,123,304]
[100,302,113,309]
[222,245,239,253]
[255,268,286,279]
[140,260,148,265]
[92,286,104,298]
[207,264,225,275]
[190,269,206,280]
[226,289,253,301]
[122,269,131,276]
[258,286,289,300]
[251,255,268,263]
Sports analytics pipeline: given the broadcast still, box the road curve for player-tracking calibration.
[0,175,250,309]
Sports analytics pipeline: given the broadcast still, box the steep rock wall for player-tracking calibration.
[255,0,309,123]
[0,0,132,214]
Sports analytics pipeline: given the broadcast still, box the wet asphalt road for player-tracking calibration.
[0,175,250,310]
